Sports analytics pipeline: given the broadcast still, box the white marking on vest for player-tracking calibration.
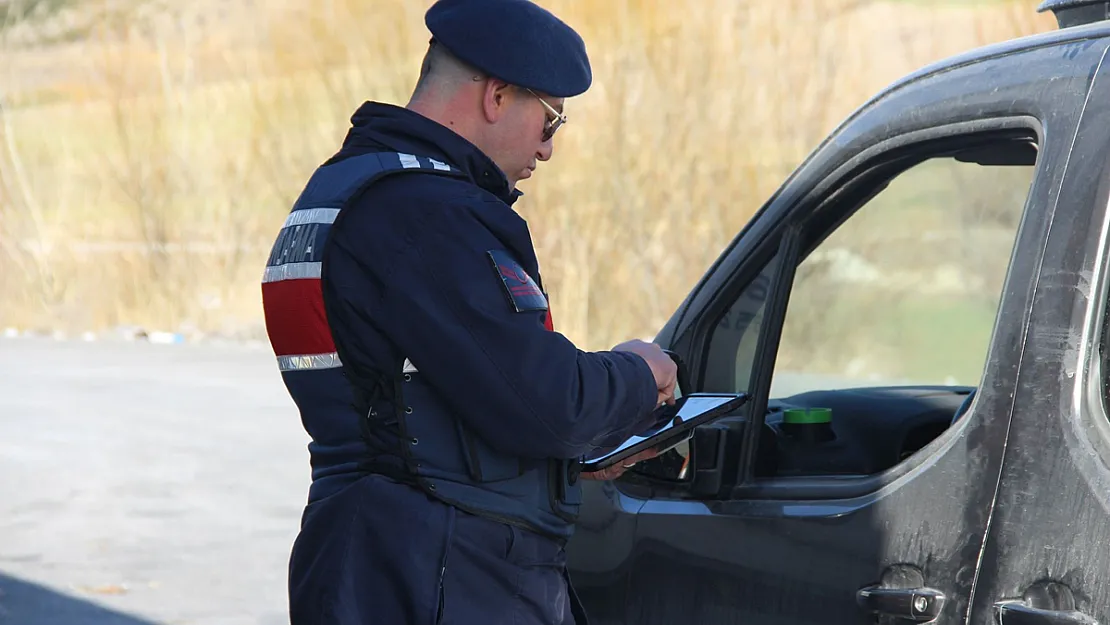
[277,352,342,372]
[403,359,418,373]
[283,207,340,228]
[263,261,321,283]
[399,154,420,169]
[429,159,451,171]
[271,223,321,266]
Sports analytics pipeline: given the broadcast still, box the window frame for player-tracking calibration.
[1077,151,1110,482]
[685,118,1046,500]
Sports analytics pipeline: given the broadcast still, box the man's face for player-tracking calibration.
[485,87,564,189]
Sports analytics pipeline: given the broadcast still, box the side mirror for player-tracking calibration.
[626,419,741,496]
[628,415,780,495]
[687,422,732,496]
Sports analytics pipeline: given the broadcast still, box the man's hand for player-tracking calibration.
[612,339,677,407]
[580,447,660,481]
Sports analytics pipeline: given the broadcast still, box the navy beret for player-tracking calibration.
[425,0,592,98]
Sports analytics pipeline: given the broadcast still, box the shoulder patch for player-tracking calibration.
[487,250,548,313]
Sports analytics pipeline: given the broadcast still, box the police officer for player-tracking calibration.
[261,0,678,623]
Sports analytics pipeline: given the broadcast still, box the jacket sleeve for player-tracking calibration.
[361,200,660,460]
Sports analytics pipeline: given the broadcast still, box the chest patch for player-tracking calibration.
[487,250,548,313]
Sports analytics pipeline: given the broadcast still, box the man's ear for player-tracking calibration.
[480,79,515,124]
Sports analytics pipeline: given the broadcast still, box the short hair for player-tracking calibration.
[412,39,484,97]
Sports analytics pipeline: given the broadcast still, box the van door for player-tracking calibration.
[965,43,1110,625]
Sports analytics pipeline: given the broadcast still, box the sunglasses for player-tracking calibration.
[525,88,567,142]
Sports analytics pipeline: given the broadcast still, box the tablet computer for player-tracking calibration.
[580,392,750,473]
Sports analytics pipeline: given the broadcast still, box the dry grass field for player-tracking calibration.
[0,0,1055,352]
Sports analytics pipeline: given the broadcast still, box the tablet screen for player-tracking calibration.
[585,394,742,467]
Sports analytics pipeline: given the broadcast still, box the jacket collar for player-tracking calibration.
[336,101,522,207]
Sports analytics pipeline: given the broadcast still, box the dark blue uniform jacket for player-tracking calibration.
[312,102,661,498]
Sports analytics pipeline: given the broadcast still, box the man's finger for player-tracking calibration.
[581,467,622,481]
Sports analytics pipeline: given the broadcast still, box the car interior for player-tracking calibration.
[626,384,977,494]
[621,136,1037,497]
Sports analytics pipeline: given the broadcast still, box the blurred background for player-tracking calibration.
[0,0,1055,354]
[0,1,1063,623]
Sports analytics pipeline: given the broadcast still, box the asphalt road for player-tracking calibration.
[0,336,883,625]
[0,337,311,625]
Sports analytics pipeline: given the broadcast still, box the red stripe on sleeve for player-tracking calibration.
[262,279,337,356]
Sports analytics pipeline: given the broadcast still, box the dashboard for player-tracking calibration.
[624,385,975,488]
[760,385,975,477]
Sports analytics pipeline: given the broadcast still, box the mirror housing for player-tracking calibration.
[622,423,733,491]
[686,417,780,496]
[625,414,775,495]
[687,423,730,496]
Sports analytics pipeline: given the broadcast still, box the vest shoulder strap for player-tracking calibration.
[293,151,465,211]
[262,151,465,373]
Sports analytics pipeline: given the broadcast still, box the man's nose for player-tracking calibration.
[537,140,554,162]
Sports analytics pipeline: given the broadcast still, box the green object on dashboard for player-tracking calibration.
[783,407,832,424]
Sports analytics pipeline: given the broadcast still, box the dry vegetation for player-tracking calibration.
[0,0,1054,351]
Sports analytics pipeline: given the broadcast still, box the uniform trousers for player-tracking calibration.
[289,473,587,625]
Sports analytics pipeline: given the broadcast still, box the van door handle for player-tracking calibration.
[994,600,1099,625]
[857,586,945,621]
